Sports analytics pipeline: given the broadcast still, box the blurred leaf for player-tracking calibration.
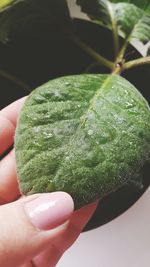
[0,0,72,43]
[110,0,150,14]
[0,0,21,10]
[77,0,150,44]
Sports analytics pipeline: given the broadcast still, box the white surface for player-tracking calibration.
[67,0,89,19]
[58,188,150,267]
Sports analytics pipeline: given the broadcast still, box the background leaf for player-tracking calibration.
[77,0,150,44]
[0,0,72,43]
[115,3,150,43]
[0,0,19,10]
[110,0,150,14]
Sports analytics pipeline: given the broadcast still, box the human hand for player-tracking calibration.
[0,97,98,267]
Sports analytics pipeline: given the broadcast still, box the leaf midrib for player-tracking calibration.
[80,74,112,127]
[106,1,119,55]
[123,9,146,42]
[52,74,116,180]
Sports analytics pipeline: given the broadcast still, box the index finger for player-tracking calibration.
[0,96,27,155]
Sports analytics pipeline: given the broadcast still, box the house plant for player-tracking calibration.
[0,0,150,230]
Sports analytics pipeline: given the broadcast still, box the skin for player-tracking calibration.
[0,97,98,267]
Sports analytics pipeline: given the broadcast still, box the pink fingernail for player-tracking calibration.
[24,192,74,230]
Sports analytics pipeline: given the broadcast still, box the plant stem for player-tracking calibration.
[112,22,119,60]
[83,62,101,73]
[107,1,119,59]
[123,56,150,71]
[71,34,114,71]
[112,64,122,75]
[0,68,31,92]
[116,39,129,64]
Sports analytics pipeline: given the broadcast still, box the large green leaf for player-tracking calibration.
[15,74,150,208]
[0,0,72,43]
[77,0,150,44]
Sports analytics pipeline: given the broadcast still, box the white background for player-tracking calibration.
[58,188,150,267]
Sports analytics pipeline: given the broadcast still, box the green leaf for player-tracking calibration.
[0,0,19,10]
[110,0,150,14]
[15,74,150,208]
[0,0,72,43]
[77,0,150,44]
[115,3,150,43]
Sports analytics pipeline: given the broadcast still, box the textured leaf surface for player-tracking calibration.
[77,0,150,44]
[110,0,150,14]
[0,0,72,43]
[15,74,150,208]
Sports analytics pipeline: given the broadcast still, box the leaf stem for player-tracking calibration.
[112,22,119,60]
[83,62,101,73]
[123,56,150,71]
[112,64,122,75]
[116,39,129,64]
[0,68,31,92]
[71,34,114,71]
[107,1,119,59]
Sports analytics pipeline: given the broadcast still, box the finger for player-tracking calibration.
[20,263,34,267]
[0,192,74,267]
[55,200,99,250]
[33,201,98,267]
[0,97,27,155]
[0,148,20,204]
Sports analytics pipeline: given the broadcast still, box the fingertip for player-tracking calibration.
[55,191,74,212]
[24,192,74,231]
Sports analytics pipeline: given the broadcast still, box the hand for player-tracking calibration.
[0,97,98,267]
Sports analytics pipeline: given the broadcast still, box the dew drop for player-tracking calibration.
[124,89,129,95]
[65,82,71,86]
[88,129,94,136]
[125,101,135,109]
[47,133,53,138]
[43,132,53,138]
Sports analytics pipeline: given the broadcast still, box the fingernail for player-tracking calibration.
[24,192,74,230]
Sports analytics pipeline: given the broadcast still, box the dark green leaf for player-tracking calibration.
[15,74,150,208]
[0,0,72,43]
[77,0,150,44]
[115,3,150,43]
[110,0,150,14]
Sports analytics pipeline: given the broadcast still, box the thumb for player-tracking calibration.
[0,192,74,267]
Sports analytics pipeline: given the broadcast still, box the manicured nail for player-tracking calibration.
[25,192,74,230]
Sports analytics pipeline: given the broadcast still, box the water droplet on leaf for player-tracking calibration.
[88,129,94,136]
